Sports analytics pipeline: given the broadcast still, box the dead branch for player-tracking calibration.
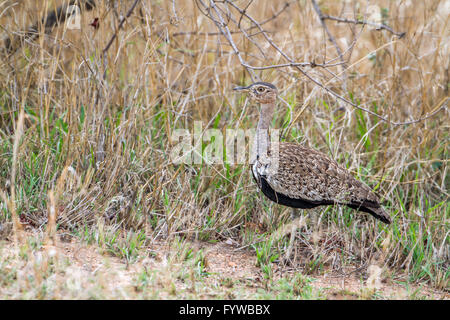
[195,0,445,126]
[102,0,141,61]
[311,0,346,69]
[174,0,293,38]
[321,14,406,38]
[195,0,258,81]
[311,0,405,66]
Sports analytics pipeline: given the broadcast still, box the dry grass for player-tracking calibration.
[0,0,448,299]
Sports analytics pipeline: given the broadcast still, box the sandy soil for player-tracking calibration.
[1,230,448,299]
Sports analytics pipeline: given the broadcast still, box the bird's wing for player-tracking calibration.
[262,142,381,207]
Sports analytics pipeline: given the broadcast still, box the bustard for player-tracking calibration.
[233,82,391,259]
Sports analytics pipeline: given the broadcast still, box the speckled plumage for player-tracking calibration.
[252,143,391,223]
[234,82,391,224]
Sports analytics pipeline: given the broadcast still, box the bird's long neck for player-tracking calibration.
[255,102,275,161]
[257,102,275,130]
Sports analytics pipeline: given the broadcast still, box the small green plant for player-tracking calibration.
[193,249,209,277]
[255,273,321,300]
[253,237,279,268]
[303,254,324,275]
[135,267,154,293]
[87,225,147,263]
[116,230,147,263]
[260,263,273,280]
[291,273,313,296]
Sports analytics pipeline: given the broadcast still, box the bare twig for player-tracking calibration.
[196,0,340,81]
[196,0,258,81]
[102,0,141,60]
[321,14,406,38]
[311,0,346,69]
[241,61,345,70]
[173,1,293,37]
[171,0,179,23]
[93,0,141,163]
[95,0,141,97]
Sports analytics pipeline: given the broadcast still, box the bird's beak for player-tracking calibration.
[233,85,250,91]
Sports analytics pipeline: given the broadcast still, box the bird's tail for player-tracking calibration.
[347,203,392,224]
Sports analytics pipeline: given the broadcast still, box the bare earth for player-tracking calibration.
[1,230,446,300]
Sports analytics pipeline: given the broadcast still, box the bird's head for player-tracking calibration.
[233,82,278,104]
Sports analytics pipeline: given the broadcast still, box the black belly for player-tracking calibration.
[252,171,334,209]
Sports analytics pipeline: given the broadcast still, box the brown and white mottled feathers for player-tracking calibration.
[234,81,392,224]
[252,142,391,224]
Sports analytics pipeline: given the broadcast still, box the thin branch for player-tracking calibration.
[170,0,180,25]
[97,0,141,87]
[321,14,406,38]
[241,61,345,70]
[93,0,141,100]
[3,0,97,55]
[173,1,293,37]
[237,0,253,29]
[197,0,342,81]
[102,0,141,58]
[196,0,258,81]
[311,0,346,69]
[93,0,141,163]
[219,0,445,126]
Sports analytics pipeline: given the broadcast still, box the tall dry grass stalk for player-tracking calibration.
[1,106,25,244]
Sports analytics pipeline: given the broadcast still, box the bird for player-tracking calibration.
[233,82,391,261]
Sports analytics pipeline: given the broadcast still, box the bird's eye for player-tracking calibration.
[257,87,265,92]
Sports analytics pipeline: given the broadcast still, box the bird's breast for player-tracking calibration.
[252,159,282,191]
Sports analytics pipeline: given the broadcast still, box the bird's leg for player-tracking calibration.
[283,208,300,265]
[290,207,300,220]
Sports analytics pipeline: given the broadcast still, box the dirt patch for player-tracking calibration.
[0,232,448,300]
